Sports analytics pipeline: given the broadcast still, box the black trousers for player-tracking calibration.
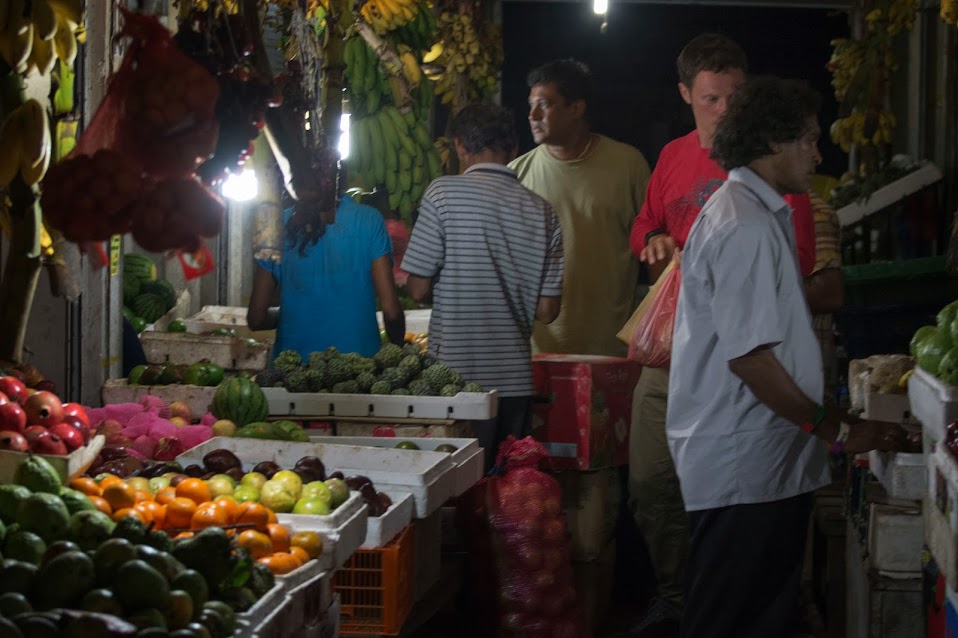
[680,492,813,638]
[475,396,532,471]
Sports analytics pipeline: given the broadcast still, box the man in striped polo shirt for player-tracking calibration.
[402,103,564,453]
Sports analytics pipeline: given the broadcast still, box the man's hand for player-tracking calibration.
[640,234,677,265]
[818,406,910,454]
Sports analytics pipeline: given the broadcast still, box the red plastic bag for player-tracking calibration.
[629,265,681,367]
[456,437,590,638]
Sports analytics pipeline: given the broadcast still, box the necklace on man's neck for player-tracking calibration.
[574,134,594,160]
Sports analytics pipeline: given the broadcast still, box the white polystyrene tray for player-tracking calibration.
[909,366,958,441]
[235,582,286,638]
[868,450,926,501]
[279,494,367,570]
[262,387,498,420]
[140,331,270,371]
[320,436,483,497]
[362,492,414,548]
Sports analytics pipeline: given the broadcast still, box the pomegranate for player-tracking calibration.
[0,377,27,403]
[23,391,64,427]
[23,425,48,444]
[31,431,69,455]
[0,391,7,405]
[0,402,27,433]
[0,430,29,452]
[61,414,91,443]
[61,403,90,427]
[49,423,85,452]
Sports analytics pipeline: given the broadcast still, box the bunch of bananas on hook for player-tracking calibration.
[0,0,83,76]
[0,98,52,188]
[361,0,421,35]
[429,11,501,109]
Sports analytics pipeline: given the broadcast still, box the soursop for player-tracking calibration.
[356,372,377,393]
[332,380,360,394]
[462,383,484,393]
[399,355,422,376]
[374,344,404,370]
[285,369,311,393]
[370,380,394,395]
[274,350,303,374]
[401,343,422,358]
[254,368,286,388]
[408,379,434,396]
[440,384,461,397]
[392,388,411,396]
[325,358,354,385]
[306,368,326,392]
[423,364,462,390]
[381,366,412,388]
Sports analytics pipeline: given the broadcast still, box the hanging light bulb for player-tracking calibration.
[222,168,259,202]
[338,113,351,160]
[594,0,608,15]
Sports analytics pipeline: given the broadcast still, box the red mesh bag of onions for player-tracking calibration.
[456,436,590,638]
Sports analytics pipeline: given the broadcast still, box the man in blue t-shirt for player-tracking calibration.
[248,196,405,359]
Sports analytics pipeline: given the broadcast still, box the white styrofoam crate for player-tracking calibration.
[235,582,286,638]
[262,387,499,420]
[908,366,958,440]
[931,442,958,531]
[278,493,368,570]
[866,503,923,573]
[868,450,926,501]
[101,379,217,419]
[0,435,104,484]
[140,331,270,371]
[362,492,414,548]
[319,436,484,497]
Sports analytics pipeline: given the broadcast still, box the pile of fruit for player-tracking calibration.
[255,344,483,397]
[910,299,958,385]
[0,454,324,636]
[123,254,180,329]
[0,376,92,456]
[128,361,227,388]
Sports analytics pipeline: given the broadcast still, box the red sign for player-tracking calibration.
[177,243,215,280]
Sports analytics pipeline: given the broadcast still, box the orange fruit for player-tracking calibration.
[266,523,290,554]
[174,531,194,541]
[289,546,310,565]
[97,475,123,488]
[175,478,211,505]
[212,497,240,523]
[133,490,153,504]
[155,487,176,505]
[102,482,137,512]
[70,477,102,497]
[290,531,324,559]
[137,501,166,528]
[113,507,147,524]
[266,508,278,525]
[131,503,155,526]
[88,495,112,516]
[191,503,230,529]
[257,553,299,575]
[236,530,274,559]
[234,502,270,533]
[166,497,198,530]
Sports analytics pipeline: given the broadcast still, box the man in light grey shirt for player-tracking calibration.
[667,76,907,638]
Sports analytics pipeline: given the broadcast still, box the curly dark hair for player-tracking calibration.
[676,33,747,88]
[450,103,517,155]
[285,147,341,255]
[527,58,592,106]
[710,76,821,171]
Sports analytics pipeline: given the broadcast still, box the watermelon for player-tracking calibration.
[123,276,141,304]
[211,377,268,426]
[132,293,167,324]
[124,253,157,285]
[142,278,177,311]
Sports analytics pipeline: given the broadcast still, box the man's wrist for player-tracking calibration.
[800,404,825,433]
[645,229,666,246]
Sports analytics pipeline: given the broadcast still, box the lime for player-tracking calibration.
[128,364,148,385]
[130,317,148,333]
[204,364,225,386]
[168,320,188,333]
[395,441,420,450]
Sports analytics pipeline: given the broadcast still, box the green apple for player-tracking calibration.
[232,485,260,503]
[206,474,236,498]
[125,477,151,494]
[324,478,349,509]
[260,481,295,513]
[241,472,267,490]
[211,419,237,437]
[292,497,331,516]
[301,481,332,505]
[271,470,303,499]
[148,476,171,493]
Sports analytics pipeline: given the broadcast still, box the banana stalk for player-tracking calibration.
[353,19,413,110]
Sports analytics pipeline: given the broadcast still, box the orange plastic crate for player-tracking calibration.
[335,522,415,636]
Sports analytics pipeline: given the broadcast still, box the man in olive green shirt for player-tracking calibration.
[510,59,651,356]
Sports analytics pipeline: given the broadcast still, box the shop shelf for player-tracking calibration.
[335,523,415,636]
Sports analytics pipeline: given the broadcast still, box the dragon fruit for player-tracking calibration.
[139,395,171,419]
[132,434,158,459]
[148,419,178,440]
[177,425,213,450]
[199,412,217,427]
[153,436,185,461]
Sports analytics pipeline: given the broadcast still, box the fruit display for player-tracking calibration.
[0,376,93,456]
[910,299,958,385]
[123,253,181,328]
[0,456,334,636]
[256,344,484,396]
[128,362,227,388]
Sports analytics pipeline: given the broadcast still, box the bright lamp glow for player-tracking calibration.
[593,0,607,14]
[222,168,259,202]
[339,113,351,160]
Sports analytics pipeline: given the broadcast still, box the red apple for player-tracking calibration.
[0,377,27,404]
[49,423,84,452]
[0,402,27,433]
[0,430,28,452]
[61,415,91,443]
[30,431,68,455]
[23,391,63,427]
[61,403,89,427]
[0,391,7,405]
[23,425,48,445]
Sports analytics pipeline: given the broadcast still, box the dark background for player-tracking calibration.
[500,1,850,176]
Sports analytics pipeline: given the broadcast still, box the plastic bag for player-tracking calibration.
[629,265,681,368]
[456,437,590,638]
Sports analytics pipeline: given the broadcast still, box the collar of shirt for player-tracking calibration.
[728,166,790,216]
[464,163,518,178]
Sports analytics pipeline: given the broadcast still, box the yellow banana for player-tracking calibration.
[400,51,421,86]
[47,0,82,28]
[52,16,77,66]
[12,23,34,73]
[30,28,56,76]
[18,99,50,175]
[32,0,58,41]
[0,112,23,188]
[377,0,402,26]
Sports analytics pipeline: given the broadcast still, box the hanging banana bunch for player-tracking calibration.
[361,0,421,35]
[943,0,958,25]
[0,0,83,75]
[429,10,501,111]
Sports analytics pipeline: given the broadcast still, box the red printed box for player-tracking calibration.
[531,354,641,470]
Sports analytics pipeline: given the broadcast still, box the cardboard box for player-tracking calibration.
[549,467,621,562]
[532,354,640,470]
[573,540,616,634]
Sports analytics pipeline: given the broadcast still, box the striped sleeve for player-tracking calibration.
[541,207,564,297]
[401,189,444,277]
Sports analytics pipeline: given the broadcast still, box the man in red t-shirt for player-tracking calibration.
[625,34,841,637]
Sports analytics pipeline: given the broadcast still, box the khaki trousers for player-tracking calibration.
[627,366,689,608]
